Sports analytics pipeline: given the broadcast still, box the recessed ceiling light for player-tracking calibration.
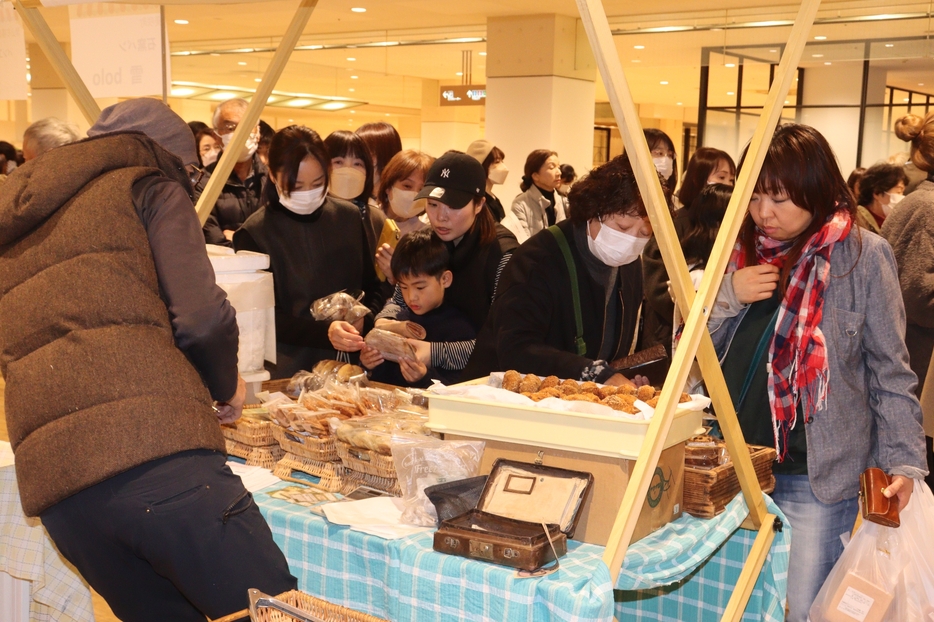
[814,35,826,40]
[676,102,683,105]
[919,83,925,86]
[347,57,356,61]
[727,91,735,95]
[824,62,831,65]
[348,88,355,92]
[904,97,911,102]
[254,78,262,82]
[885,43,894,48]
[769,49,778,53]
[456,72,463,76]
[350,110,356,114]
[289,119,294,122]
[660,80,668,85]
[171,87,195,97]
[634,45,645,50]
[725,63,736,68]
[631,59,641,63]
[812,54,824,58]
[174,19,188,25]
[238,61,247,66]
[385,113,390,116]
[210,53,220,57]
[286,99,314,107]
[479,52,487,56]
[351,7,366,12]
[350,75,358,79]
[785,100,790,104]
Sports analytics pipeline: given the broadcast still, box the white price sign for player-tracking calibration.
[69,6,167,98]
[0,3,28,101]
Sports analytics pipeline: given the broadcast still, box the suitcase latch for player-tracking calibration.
[469,540,494,560]
[502,548,519,559]
[443,537,460,549]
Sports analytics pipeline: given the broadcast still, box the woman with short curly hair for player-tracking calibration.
[465,154,653,386]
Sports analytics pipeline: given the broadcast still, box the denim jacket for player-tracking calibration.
[708,230,928,504]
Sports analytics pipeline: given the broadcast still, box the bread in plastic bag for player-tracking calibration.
[391,437,485,526]
[364,328,417,362]
[376,319,427,340]
[310,290,370,324]
[809,479,934,622]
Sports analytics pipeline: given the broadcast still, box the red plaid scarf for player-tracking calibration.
[727,210,853,461]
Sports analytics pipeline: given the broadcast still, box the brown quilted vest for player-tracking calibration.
[0,133,225,516]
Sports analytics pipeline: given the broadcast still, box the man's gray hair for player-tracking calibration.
[23,118,80,159]
[212,98,249,130]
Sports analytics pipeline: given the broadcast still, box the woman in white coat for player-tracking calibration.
[506,149,567,243]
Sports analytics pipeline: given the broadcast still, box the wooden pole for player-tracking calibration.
[13,0,101,126]
[195,0,318,226]
[575,0,821,601]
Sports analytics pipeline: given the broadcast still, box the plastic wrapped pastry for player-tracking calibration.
[310,290,370,324]
[364,328,417,362]
[376,320,427,340]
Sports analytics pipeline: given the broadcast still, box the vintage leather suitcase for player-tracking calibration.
[433,460,593,571]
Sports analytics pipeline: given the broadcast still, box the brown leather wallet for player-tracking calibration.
[859,467,900,528]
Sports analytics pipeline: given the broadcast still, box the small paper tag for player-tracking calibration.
[836,587,874,621]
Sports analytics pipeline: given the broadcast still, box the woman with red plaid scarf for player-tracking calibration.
[709,124,928,622]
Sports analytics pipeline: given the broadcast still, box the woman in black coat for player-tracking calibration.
[465,154,652,385]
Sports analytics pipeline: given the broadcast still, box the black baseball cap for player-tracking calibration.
[415,151,486,209]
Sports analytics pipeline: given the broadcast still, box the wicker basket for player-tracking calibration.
[226,439,285,470]
[261,378,294,395]
[336,441,396,479]
[212,589,388,622]
[273,453,344,492]
[222,419,278,447]
[683,444,777,518]
[341,468,402,497]
[272,426,339,463]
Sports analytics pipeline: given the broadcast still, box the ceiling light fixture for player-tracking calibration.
[456,72,463,76]
[727,91,735,95]
[238,61,247,66]
[676,102,683,105]
[725,63,736,67]
[351,7,366,12]
[286,99,315,107]
[814,35,827,40]
[812,53,824,57]
[631,59,641,63]
[885,43,895,47]
[350,75,359,79]
[769,49,778,53]
[824,62,831,65]
[904,97,911,102]
[479,52,487,56]
[255,78,262,82]
[660,80,668,85]
[347,57,356,61]
[171,87,195,97]
[348,88,355,91]
[634,45,645,49]
[174,19,188,25]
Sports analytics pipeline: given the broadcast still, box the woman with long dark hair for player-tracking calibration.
[324,130,384,255]
[710,124,927,621]
[376,151,518,378]
[233,125,383,377]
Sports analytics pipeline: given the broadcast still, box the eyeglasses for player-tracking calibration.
[186,164,206,188]
[217,121,238,134]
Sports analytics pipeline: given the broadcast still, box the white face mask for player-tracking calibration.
[5,161,16,174]
[277,184,327,215]
[221,128,258,163]
[558,184,571,195]
[883,192,904,216]
[390,187,424,219]
[653,156,673,179]
[201,149,219,167]
[586,219,649,267]
[329,167,366,200]
[488,163,509,185]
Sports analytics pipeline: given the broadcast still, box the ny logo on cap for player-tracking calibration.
[441,168,450,178]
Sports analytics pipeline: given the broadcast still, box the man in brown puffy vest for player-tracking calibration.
[0,98,295,621]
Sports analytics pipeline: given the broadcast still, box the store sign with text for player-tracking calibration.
[439,85,486,107]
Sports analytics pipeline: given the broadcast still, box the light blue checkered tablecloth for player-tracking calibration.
[255,486,789,622]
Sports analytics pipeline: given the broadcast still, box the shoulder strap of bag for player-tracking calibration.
[547,225,587,356]
[737,308,780,410]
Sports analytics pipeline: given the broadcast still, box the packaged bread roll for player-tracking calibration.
[365,328,417,362]
[376,320,427,340]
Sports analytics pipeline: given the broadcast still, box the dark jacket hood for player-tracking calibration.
[88,98,198,166]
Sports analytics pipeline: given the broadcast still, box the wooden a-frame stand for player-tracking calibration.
[11,0,317,228]
[17,0,821,617]
[575,0,821,619]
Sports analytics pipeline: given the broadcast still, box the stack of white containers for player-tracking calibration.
[207,245,276,401]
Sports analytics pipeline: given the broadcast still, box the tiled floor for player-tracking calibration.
[0,376,122,622]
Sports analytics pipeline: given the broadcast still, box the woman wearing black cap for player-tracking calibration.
[464,154,650,386]
[375,150,518,377]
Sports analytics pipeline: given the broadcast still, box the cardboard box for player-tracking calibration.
[446,435,684,546]
[821,571,894,622]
